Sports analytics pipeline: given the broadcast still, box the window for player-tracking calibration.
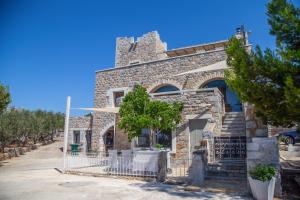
[113,91,124,107]
[152,85,180,93]
[73,131,80,144]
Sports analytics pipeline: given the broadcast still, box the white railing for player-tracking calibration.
[166,153,191,182]
[65,150,160,177]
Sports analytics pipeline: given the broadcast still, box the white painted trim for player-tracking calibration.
[106,87,130,107]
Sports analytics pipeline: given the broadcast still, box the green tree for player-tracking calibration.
[225,0,300,127]
[0,83,11,114]
[118,85,183,146]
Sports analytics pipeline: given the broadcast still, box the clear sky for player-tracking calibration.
[0,0,297,115]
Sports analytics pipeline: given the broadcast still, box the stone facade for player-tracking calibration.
[68,116,93,151]
[115,31,167,67]
[150,89,224,158]
[93,31,228,152]
[65,30,284,197]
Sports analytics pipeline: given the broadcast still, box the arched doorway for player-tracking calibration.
[202,79,242,112]
[103,126,114,151]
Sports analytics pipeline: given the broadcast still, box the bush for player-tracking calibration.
[154,143,164,149]
[250,164,276,181]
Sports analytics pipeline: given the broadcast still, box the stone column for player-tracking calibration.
[157,151,167,182]
[188,149,207,185]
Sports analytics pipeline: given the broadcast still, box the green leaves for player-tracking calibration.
[118,85,183,142]
[250,164,276,182]
[0,83,11,114]
[0,108,64,150]
[225,0,300,127]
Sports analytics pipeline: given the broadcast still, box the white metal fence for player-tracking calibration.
[65,150,160,177]
[166,153,191,182]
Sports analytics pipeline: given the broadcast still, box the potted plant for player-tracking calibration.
[248,164,276,200]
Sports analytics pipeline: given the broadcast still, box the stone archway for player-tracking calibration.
[198,74,242,112]
[193,71,225,90]
[98,122,115,151]
[147,79,183,93]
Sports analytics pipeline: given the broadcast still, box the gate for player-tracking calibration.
[211,136,246,162]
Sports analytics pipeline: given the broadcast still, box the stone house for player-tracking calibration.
[68,29,281,195]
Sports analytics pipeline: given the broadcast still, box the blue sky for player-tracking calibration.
[0,0,297,115]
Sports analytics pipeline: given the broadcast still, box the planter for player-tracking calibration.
[248,176,276,200]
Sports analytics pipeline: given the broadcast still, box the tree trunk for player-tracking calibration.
[149,129,157,148]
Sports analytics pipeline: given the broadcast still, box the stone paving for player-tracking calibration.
[0,141,251,200]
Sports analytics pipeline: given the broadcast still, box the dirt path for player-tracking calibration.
[0,141,251,200]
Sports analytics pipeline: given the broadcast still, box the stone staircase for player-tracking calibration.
[206,112,247,180]
[221,112,246,136]
[206,160,247,180]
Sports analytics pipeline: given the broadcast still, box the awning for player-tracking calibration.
[72,107,119,113]
[174,60,228,76]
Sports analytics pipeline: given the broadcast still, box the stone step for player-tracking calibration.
[223,120,245,124]
[208,163,246,171]
[205,175,246,181]
[222,125,245,129]
[220,133,246,137]
[221,129,245,133]
[223,119,245,122]
[224,117,245,120]
[225,111,244,114]
[221,130,245,134]
[206,168,247,178]
[206,161,247,178]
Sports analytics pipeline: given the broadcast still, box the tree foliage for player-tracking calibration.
[225,0,300,127]
[0,108,64,152]
[118,85,183,145]
[0,83,11,114]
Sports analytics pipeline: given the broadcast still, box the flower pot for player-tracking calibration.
[248,176,276,200]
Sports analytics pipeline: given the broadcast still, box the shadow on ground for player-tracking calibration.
[129,179,251,199]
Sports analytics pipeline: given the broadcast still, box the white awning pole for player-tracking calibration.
[63,96,71,173]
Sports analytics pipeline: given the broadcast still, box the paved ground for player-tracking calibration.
[0,141,251,200]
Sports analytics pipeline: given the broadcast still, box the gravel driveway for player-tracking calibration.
[0,141,251,200]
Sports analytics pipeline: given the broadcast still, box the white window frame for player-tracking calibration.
[106,87,130,107]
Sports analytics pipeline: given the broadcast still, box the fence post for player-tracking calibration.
[157,151,167,182]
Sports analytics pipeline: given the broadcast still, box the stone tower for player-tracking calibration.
[115,31,167,67]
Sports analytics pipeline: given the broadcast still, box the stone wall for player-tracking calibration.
[115,31,167,67]
[247,137,282,197]
[244,103,282,197]
[107,89,224,157]
[244,103,268,138]
[68,116,93,151]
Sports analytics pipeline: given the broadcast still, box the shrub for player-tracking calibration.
[154,143,164,149]
[250,164,276,181]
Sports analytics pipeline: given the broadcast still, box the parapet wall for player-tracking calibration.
[115,31,167,67]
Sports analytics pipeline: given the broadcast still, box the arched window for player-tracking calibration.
[152,84,180,93]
